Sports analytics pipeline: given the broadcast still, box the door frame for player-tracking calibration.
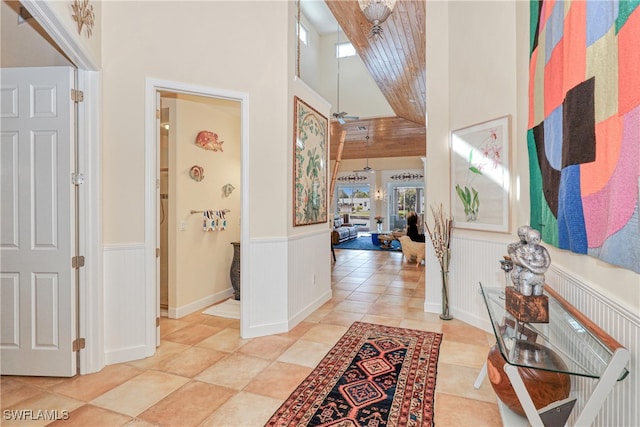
[144,79,250,349]
[21,1,104,374]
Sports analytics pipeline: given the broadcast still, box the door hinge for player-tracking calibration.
[71,172,85,185]
[156,109,160,119]
[72,338,86,352]
[156,317,160,327]
[72,255,85,268]
[71,89,84,102]
[156,248,160,258]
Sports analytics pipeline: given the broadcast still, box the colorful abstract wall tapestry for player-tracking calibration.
[528,0,640,273]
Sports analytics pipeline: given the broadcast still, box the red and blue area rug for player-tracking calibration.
[266,322,442,426]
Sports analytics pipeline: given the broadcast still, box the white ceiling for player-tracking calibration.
[299,0,338,35]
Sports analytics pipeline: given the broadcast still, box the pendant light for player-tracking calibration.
[358,0,397,39]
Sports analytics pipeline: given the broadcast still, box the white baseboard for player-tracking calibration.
[169,288,234,319]
[240,289,332,339]
[242,321,290,339]
[423,301,440,315]
[424,301,491,333]
[105,344,154,365]
[290,289,333,327]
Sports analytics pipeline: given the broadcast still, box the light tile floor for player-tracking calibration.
[1,249,501,426]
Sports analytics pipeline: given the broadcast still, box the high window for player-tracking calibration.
[297,21,308,45]
[336,42,355,58]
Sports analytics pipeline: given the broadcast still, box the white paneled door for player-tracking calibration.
[0,67,77,376]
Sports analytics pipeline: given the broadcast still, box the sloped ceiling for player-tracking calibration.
[325,0,425,125]
[324,0,426,160]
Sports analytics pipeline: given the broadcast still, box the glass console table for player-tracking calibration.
[477,283,629,427]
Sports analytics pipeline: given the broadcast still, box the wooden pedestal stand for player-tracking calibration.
[505,286,549,324]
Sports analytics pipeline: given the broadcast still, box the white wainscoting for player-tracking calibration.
[545,266,639,427]
[241,236,289,338]
[439,235,639,427]
[103,243,153,365]
[240,230,332,338]
[105,233,332,354]
[287,230,333,328]
[425,235,510,329]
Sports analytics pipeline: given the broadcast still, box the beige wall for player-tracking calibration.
[101,1,289,243]
[36,0,101,67]
[298,12,321,91]
[0,0,72,67]
[447,0,520,228]
[0,0,102,68]
[315,30,394,120]
[426,1,639,312]
[425,1,451,215]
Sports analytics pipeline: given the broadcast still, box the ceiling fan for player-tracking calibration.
[333,111,359,124]
[353,134,374,173]
[332,27,359,125]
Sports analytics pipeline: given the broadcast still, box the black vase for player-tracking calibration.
[230,242,240,300]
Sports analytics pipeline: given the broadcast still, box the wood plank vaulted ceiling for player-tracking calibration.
[326,0,426,161]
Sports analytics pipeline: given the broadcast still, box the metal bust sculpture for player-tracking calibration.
[509,227,551,296]
[507,225,530,292]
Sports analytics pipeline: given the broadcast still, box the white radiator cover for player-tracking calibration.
[427,235,639,426]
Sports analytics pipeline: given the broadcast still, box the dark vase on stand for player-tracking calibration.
[230,242,240,300]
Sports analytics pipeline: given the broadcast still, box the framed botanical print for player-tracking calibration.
[450,115,510,232]
[293,96,328,226]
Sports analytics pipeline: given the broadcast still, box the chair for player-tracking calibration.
[398,236,425,266]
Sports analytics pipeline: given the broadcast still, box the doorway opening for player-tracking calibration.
[159,107,170,313]
[158,91,241,319]
[146,79,249,347]
[387,183,425,230]
[335,183,372,232]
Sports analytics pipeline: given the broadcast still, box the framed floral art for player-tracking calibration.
[293,96,328,226]
[450,115,510,232]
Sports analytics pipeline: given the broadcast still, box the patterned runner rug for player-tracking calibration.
[266,322,442,426]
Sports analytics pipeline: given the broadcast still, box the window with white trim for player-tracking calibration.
[336,42,355,58]
[297,21,308,46]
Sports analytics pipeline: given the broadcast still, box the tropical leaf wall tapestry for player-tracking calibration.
[294,96,328,226]
[528,0,640,273]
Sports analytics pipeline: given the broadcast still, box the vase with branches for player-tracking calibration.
[424,204,454,320]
